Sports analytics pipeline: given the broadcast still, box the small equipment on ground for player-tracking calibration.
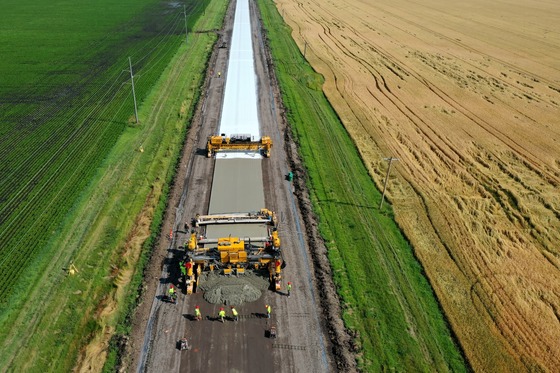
[178,338,191,351]
[269,324,277,339]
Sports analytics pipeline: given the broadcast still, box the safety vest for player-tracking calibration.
[267,305,271,314]
[219,310,225,317]
[169,287,175,295]
[287,284,292,291]
[195,309,201,316]
[232,308,238,316]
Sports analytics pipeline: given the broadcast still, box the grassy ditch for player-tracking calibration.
[0,0,225,371]
[257,0,467,371]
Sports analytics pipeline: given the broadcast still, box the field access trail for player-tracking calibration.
[276,0,560,371]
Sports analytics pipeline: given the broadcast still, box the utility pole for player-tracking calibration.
[380,157,398,209]
[303,40,308,58]
[184,5,188,45]
[128,56,139,124]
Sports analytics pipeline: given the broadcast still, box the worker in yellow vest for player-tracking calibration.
[265,304,271,318]
[287,282,292,297]
[219,307,226,323]
[195,305,202,321]
[231,306,238,321]
[167,284,177,304]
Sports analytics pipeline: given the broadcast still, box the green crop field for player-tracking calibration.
[257,0,467,371]
[0,0,224,370]
[0,0,199,309]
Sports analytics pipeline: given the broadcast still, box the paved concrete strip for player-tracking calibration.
[218,0,259,138]
[206,223,268,240]
[215,151,262,159]
[207,158,267,238]
[208,158,265,213]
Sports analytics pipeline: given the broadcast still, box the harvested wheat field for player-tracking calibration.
[275,0,560,371]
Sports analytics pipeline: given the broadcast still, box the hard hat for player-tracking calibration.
[220,307,224,310]
[288,282,292,284]
[170,284,174,288]
[195,305,199,309]
[230,306,234,308]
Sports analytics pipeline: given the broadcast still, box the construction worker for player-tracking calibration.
[195,305,202,321]
[179,261,186,278]
[168,284,177,303]
[231,306,238,322]
[266,304,271,319]
[219,307,226,323]
[185,260,193,277]
[287,282,292,297]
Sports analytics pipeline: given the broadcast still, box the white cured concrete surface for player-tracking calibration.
[218,0,259,139]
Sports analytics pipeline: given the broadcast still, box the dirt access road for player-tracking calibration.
[275,0,560,371]
[123,0,355,371]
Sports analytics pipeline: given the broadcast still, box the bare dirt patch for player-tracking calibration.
[276,0,560,371]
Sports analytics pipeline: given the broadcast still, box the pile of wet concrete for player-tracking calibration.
[198,271,269,305]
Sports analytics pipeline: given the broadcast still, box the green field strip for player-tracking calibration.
[257,0,466,371]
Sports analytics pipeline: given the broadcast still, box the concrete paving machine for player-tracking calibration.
[206,134,272,157]
[183,209,283,292]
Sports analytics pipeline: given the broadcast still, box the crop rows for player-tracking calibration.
[0,0,206,308]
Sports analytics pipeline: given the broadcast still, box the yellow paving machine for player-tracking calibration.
[206,134,272,157]
[182,209,284,293]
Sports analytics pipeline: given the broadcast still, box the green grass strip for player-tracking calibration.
[257,0,467,371]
